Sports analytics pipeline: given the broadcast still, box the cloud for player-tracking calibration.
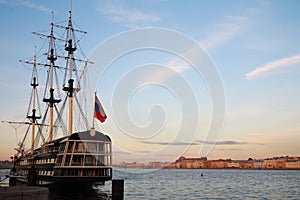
[197,140,248,145]
[215,148,243,151]
[98,5,160,28]
[143,15,248,84]
[141,140,248,146]
[0,0,51,13]
[113,150,153,155]
[19,0,51,13]
[245,54,300,79]
[141,141,199,146]
[201,16,248,51]
[138,58,192,84]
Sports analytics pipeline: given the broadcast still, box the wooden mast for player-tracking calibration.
[63,10,76,136]
[49,13,55,142]
[27,48,41,153]
[62,3,89,135]
[43,12,61,142]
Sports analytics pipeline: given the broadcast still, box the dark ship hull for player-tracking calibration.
[12,130,112,186]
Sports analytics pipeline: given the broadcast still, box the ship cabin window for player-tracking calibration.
[71,155,84,166]
[82,169,93,176]
[96,155,105,166]
[56,156,63,165]
[84,155,96,166]
[100,144,104,154]
[86,142,97,153]
[94,168,110,177]
[75,142,85,153]
[69,169,80,176]
[67,142,73,153]
[58,143,66,153]
[65,156,71,166]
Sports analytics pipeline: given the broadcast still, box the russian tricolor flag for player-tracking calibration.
[94,95,107,123]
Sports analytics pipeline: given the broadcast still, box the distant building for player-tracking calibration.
[253,160,264,169]
[175,156,207,169]
[227,161,240,168]
[147,161,169,168]
[285,160,300,169]
[264,157,287,169]
[164,162,180,169]
[0,160,13,169]
[208,159,229,169]
[116,161,145,168]
[238,160,253,169]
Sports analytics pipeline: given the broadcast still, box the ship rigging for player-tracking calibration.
[3,7,112,187]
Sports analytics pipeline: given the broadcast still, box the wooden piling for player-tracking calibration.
[112,179,124,200]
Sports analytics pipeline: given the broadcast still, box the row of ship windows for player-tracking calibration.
[35,158,56,164]
[16,169,111,177]
[17,158,56,166]
[38,170,54,176]
[58,142,111,154]
[15,170,54,176]
[57,153,111,156]
[56,169,111,177]
[17,160,33,166]
[56,155,111,166]
[17,170,28,176]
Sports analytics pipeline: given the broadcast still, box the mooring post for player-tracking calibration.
[27,165,37,186]
[9,166,16,186]
[112,179,124,200]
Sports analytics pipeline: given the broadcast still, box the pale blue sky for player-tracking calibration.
[0,0,299,162]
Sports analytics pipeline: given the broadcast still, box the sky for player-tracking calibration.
[0,0,299,163]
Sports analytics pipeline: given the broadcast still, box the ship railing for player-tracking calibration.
[55,162,109,167]
[59,151,108,155]
[65,149,106,153]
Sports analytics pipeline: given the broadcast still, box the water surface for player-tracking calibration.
[1,169,299,199]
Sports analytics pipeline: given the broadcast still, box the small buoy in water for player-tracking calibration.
[200,173,204,177]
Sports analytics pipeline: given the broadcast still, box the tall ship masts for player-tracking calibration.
[5,7,112,188]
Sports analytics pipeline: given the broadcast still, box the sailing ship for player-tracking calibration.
[5,8,112,187]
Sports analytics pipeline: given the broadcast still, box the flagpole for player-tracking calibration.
[92,92,96,128]
[90,92,96,135]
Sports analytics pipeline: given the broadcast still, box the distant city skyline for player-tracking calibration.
[0,0,299,161]
[113,155,300,170]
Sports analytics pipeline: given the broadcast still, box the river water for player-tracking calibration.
[1,168,299,199]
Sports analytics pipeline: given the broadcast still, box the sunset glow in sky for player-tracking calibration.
[0,0,299,162]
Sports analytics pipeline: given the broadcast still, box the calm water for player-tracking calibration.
[1,169,299,199]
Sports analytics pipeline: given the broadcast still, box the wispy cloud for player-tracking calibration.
[98,5,160,28]
[198,140,248,145]
[141,141,199,146]
[201,16,248,51]
[113,150,157,155]
[141,140,248,146]
[215,148,243,151]
[19,0,51,13]
[0,0,51,13]
[143,15,248,83]
[138,58,191,84]
[245,54,300,79]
